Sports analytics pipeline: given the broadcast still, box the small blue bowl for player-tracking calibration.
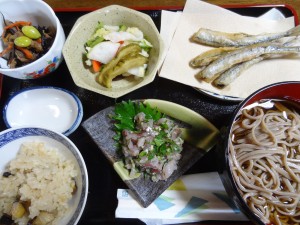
[3,86,83,136]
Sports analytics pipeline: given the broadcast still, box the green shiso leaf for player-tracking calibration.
[111,100,165,143]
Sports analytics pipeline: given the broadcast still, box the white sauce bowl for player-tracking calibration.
[3,86,83,136]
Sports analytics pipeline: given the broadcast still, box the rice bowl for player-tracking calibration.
[0,127,88,225]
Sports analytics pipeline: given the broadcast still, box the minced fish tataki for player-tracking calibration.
[0,142,78,225]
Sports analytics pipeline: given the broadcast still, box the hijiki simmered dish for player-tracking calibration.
[0,142,77,225]
[111,101,184,182]
[229,99,300,225]
[190,25,300,88]
[0,17,55,68]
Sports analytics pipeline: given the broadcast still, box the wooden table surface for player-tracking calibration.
[45,0,300,18]
[42,0,299,225]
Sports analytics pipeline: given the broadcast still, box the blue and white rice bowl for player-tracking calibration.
[0,127,88,225]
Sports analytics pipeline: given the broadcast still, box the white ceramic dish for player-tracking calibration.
[3,86,83,136]
[0,127,88,225]
[63,5,164,98]
[196,88,244,102]
[0,0,65,79]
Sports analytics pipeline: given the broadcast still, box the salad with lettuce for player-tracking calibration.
[84,22,153,88]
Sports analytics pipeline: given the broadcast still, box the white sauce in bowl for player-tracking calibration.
[3,86,83,136]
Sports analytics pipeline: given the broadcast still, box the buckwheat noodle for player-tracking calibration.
[229,101,300,225]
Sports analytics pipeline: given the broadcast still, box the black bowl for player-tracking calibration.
[216,81,300,225]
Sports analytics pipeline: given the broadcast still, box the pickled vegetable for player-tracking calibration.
[84,21,153,88]
[98,43,142,84]
[100,53,148,88]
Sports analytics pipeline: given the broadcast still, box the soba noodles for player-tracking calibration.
[229,99,300,225]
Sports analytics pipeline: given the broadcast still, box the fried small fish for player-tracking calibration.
[192,25,300,47]
[212,57,264,88]
[212,37,300,88]
[196,43,300,82]
[189,47,235,68]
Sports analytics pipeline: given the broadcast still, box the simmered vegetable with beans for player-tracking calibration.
[0,16,55,68]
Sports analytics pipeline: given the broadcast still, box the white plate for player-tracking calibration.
[195,88,244,102]
[3,86,83,136]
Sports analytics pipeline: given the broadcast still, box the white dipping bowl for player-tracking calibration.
[3,86,83,136]
[0,0,65,79]
[0,127,88,225]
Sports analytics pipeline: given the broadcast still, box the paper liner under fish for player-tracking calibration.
[82,99,219,207]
